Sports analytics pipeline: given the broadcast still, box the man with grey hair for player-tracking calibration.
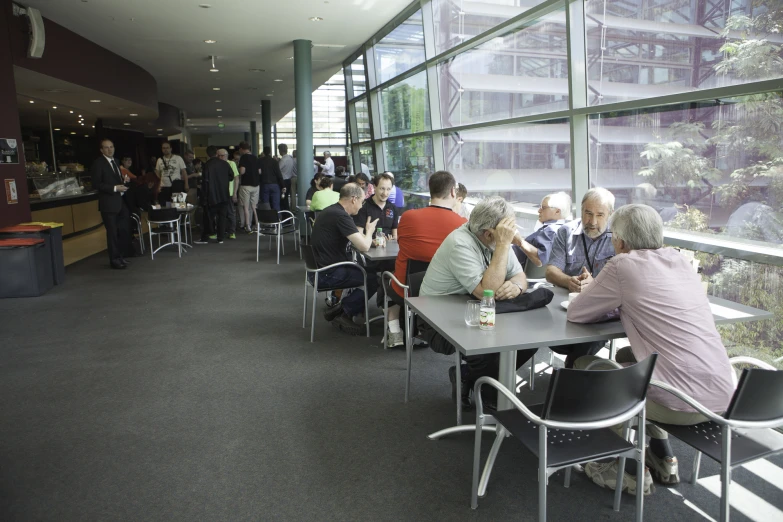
[546,187,616,367]
[568,204,735,491]
[420,196,532,409]
[513,191,573,267]
[217,148,239,239]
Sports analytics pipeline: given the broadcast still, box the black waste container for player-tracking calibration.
[0,224,64,285]
[0,238,54,298]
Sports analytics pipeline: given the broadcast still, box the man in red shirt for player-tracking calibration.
[385,171,466,347]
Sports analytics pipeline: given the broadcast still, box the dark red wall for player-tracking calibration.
[9,11,157,110]
[0,0,31,227]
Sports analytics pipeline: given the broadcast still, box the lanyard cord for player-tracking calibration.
[581,232,595,274]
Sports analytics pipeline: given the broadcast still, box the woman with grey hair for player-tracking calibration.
[513,192,573,267]
[567,204,735,493]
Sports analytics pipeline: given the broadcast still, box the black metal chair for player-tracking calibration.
[147,208,181,259]
[649,357,783,522]
[302,244,370,342]
[130,212,145,255]
[472,354,658,522]
[256,209,299,264]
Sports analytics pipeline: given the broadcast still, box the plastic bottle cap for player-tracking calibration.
[483,289,494,297]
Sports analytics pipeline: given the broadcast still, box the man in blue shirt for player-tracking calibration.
[546,187,616,367]
[513,191,572,268]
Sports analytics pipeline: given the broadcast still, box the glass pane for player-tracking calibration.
[444,121,571,233]
[586,0,783,106]
[383,136,434,192]
[349,55,366,97]
[357,145,376,176]
[432,0,549,54]
[590,92,783,251]
[438,10,568,128]
[380,71,431,137]
[354,99,371,142]
[374,10,426,84]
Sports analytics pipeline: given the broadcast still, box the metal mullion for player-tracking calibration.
[573,78,783,117]
[425,0,565,68]
[421,0,436,61]
[365,45,379,91]
[375,129,435,144]
[433,110,572,136]
[371,63,429,95]
[344,64,355,100]
[347,100,359,145]
[566,0,589,216]
[375,141,386,172]
[369,90,383,141]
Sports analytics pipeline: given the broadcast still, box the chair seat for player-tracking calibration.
[653,421,783,467]
[493,404,635,468]
[307,281,365,293]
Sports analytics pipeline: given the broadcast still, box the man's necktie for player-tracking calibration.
[110,159,122,180]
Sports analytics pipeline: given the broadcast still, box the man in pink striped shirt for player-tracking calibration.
[567,204,735,493]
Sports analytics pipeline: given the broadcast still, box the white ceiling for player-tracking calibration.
[20,0,412,135]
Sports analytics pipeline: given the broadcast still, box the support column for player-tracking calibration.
[0,0,30,226]
[294,39,313,206]
[249,121,258,156]
[261,100,272,153]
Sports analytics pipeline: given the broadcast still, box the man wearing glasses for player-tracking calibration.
[310,183,379,335]
[512,192,573,268]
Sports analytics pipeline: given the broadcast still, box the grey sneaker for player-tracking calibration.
[386,329,404,348]
[332,314,364,336]
[584,460,654,496]
[646,448,679,485]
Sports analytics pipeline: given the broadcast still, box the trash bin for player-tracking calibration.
[0,223,64,285]
[0,238,54,298]
[19,222,65,284]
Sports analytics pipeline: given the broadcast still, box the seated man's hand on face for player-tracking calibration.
[495,280,522,300]
[492,217,518,246]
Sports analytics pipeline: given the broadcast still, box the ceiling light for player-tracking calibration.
[78,114,82,117]
[69,110,73,113]
[215,100,221,102]
[248,68,265,73]
[123,123,130,126]
[52,106,57,109]
[84,134,89,137]
[198,3,211,7]
[213,87,220,91]
[204,39,216,44]
[288,56,294,60]
[218,115,222,118]
[90,99,101,103]
[29,100,34,104]
[70,132,76,135]
[216,108,222,111]
[210,55,218,72]
[274,79,283,82]
[130,113,138,116]
[266,94,273,97]
[309,16,324,21]
[80,123,84,126]
[54,128,60,131]
[91,125,95,128]
[156,128,163,131]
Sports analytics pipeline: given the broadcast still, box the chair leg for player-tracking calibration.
[382,292,389,349]
[149,224,154,260]
[363,282,370,338]
[276,229,281,265]
[177,227,182,257]
[256,228,260,262]
[538,426,548,522]
[691,451,702,484]
[404,303,412,403]
[529,351,535,391]
[564,466,572,488]
[303,278,308,329]
[636,409,646,522]
[720,426,731,522]
[311,276,318,343]
[615,419,631,511]
[471,414,485,510]
[479,426,505,498]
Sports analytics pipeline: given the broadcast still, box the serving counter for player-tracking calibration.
[29,191,105,265]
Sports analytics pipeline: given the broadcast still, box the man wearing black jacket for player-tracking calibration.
[90,139,130,269]
[259,146,285,211]
[195,146,234,244]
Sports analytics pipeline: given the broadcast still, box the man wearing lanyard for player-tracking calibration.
[546,187,616,367]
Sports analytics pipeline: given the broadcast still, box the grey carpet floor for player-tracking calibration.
[0,232,781,521]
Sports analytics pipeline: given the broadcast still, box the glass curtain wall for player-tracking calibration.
[345,0,783,365]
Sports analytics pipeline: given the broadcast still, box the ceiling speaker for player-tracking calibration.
[26,7,45,58]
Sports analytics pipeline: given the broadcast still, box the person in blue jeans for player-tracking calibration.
[259,146,285,211]
[309,183,379,335]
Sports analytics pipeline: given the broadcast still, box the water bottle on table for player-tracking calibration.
[480,289,495,331]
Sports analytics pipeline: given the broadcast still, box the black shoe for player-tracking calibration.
[449,365,473,411]
[110,260,126,270]
[194,239,209,244]
[119,258,129,267]
[331,313,364,335]
[323,302,343,322]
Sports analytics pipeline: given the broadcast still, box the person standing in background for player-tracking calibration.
[237,141,261,233]
[259,145,285,211]
[91,139,130,269]
[321,151,335,177]
[278,143,294,211]
[195,146,233,245]
[155,141,188,204]
[218,149,239,239]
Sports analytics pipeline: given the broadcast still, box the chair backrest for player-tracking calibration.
[407,271,426,299]
[524,258,547,279]
[541,354,658,423]
[407,259,430,278]
[301,244,319,271]
[725,369,783,422]
[148,208,179,222]
[257,209,280,225]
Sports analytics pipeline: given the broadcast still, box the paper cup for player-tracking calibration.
[568,292,579,302]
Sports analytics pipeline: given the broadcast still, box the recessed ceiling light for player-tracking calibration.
[215,100,221,103]
[80,123,84,126]
[84,134,89,137]
[213,87,220,91]
[248,68,266,73]
[78,114,82,117]
[52,106,57,109]
[288,56,294,60]
[266,94,273,97]
[216,108,222,111]
[70,132,76,135]
[218,115,222,118]
[91,125,95,128]
[130,113,138,116]
[90,99,101,103]
[156,128,163,131]
[309,16,324,21]
[123,123,130,126]
[69,110,74,113]
[29,100,34,104]
[54,128,60,131]
[204,39,216,44]
[198,3,211,7]
[274,79,283,82]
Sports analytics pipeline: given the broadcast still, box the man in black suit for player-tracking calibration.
[195,145,234,244]
[91,139,131,269]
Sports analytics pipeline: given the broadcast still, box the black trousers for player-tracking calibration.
[101,203,130,263]
[550,341,606,368]
[281,179,292,211]
[201,202,228,241]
